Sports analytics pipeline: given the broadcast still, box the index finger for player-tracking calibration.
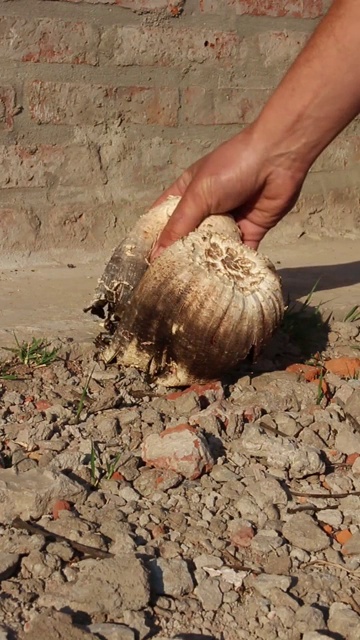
[150,186,210,260]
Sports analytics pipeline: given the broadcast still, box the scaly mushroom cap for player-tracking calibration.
[85,196,284,386]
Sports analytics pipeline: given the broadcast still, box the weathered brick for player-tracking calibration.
[0,16,98,65]
[0,203,120,252]
[0,207,40,252]
[256,30,309,70]
[0,145,105,189]
[58,0,184,14]
[27,81,179,127]
[36,203,119,249]
[236,0,328,18]
[199,0,329,17]
[0,86,16,131]
[181,87,269,125]
[101,131,216,191]
[100,25,242,67]
[312,135,360,172]
[292,187,360,236]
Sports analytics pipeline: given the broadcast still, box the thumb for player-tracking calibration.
[150,186,210,261]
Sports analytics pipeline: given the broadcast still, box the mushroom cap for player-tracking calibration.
[86,196,284,386]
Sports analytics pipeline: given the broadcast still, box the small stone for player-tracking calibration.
[317,508,343,528]
[52,499,72,520]
[346,389,360,423]
[95,416,119,439]
[118,486,139,502]
[20,611,95,640]
[328,602,360,638]
[234,425,325,478]
[122,611,151,640]
[342,531,360,555]
[86,623,135,640]
[141,424,214,479]
[273,413,300,437]
[133,468,181,497]
[252,573,292,598]
[335,426,360,455]
[148,557,194,597]
[210,465,239,482]
[295,604,326,633]
[0,468,85,524]
[194,554,223,570]
[38,556,149,615]
[283,514,330,552]
[0,552,20,580]
[118,408,141,427]
[195,578,223,611]
[167,390,200,415]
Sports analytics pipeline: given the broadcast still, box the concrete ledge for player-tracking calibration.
[0,238,359,346]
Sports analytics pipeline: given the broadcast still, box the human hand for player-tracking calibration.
[150,125,307,259]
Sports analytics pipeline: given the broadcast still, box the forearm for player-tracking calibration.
[254,0,360,174]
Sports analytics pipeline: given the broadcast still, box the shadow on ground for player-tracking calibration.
[279,260,360,297]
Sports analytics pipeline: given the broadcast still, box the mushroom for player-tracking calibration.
[85,196,284,386]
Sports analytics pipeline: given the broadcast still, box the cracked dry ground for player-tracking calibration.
[0,311,360,640]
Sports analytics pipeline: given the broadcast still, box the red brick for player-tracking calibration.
[200,0,328,17]
[0,16,98,65]
[181,87,269,125]
[0,86,16,131]
[27,81,179,127]
[100,25,241,67]
[0,145,104,189]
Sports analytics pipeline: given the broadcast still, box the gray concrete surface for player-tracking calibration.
[0,237,359,347]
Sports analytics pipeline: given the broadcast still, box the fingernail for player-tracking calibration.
[149,243,163,262]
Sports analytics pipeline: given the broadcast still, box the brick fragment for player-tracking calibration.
[142,424,214,479]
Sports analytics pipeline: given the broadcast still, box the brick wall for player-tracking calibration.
[0,0,359,261]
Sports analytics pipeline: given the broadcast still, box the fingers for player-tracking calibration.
[237,217,268,251]
[150,184,210,261]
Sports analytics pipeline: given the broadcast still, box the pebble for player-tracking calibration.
[328,602,360,639]
[252,574,292,598]
[0,468,85,523]
[194,578,223,611]
[148,557,194,597]
[86,623,135,640]
[282,514,330,552]
[0,553,20,581]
